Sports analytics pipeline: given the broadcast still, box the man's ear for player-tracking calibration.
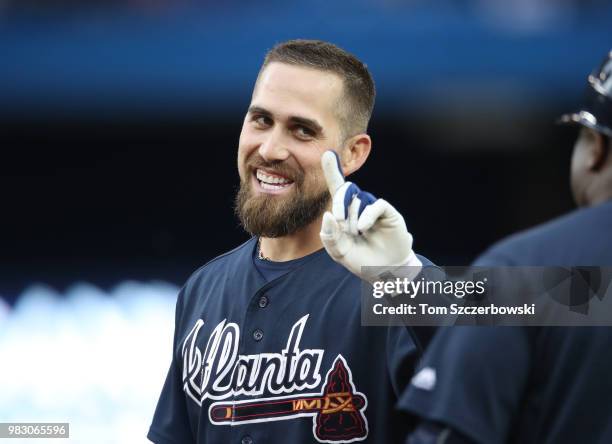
[589,132,609,171]
[339,134,371,177]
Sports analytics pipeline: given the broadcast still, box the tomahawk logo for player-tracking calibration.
[181,315,368,443]
[210,355,368,443]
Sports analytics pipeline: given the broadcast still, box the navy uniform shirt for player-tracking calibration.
[149,237,431,444]
[400,201,612,444]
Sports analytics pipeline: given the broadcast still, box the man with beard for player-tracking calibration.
[148,40,430,444]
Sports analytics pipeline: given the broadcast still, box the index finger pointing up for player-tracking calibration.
[321,150,346,195]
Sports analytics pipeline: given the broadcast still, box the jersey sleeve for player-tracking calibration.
[148,288,194,444]
[396,326,531,444]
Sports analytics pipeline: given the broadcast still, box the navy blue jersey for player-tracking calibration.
[401,201,612,444]
[149,237,430,444]
[253,249,313,282]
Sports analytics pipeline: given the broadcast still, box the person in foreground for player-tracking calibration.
[402,51,612,444]
[148,39,430,444]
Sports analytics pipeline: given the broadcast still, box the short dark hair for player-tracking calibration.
[259,39,376,138]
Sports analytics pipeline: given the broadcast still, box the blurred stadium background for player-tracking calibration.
[1,1,611,442]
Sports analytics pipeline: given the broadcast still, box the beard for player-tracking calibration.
[234,159,330,238]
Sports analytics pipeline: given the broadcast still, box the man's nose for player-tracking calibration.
[258,129,290,162]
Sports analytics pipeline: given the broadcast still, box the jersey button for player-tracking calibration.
[253,329,264,342]
[258,295,269,308]
[241,436,253,444]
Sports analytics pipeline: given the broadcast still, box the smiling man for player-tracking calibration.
[235,60,341,255]
[148,40,429,444]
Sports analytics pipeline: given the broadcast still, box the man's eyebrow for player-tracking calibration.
[247,106,272,117]
[288,116,323,134]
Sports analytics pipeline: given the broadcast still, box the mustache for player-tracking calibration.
[246,156,302,182]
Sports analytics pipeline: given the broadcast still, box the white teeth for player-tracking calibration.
[260,181,289,190]
[256,169,293,185]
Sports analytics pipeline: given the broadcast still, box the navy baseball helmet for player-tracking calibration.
[559,50,612,138]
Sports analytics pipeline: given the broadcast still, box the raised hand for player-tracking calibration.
[319,150,422,283]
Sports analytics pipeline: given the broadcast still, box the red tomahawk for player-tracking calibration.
[209,356,368,442]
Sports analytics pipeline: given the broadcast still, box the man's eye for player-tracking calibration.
[295,126,315,138]
[253,115,272,127]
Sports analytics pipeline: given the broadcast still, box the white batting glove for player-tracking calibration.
[319,150,422,283]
